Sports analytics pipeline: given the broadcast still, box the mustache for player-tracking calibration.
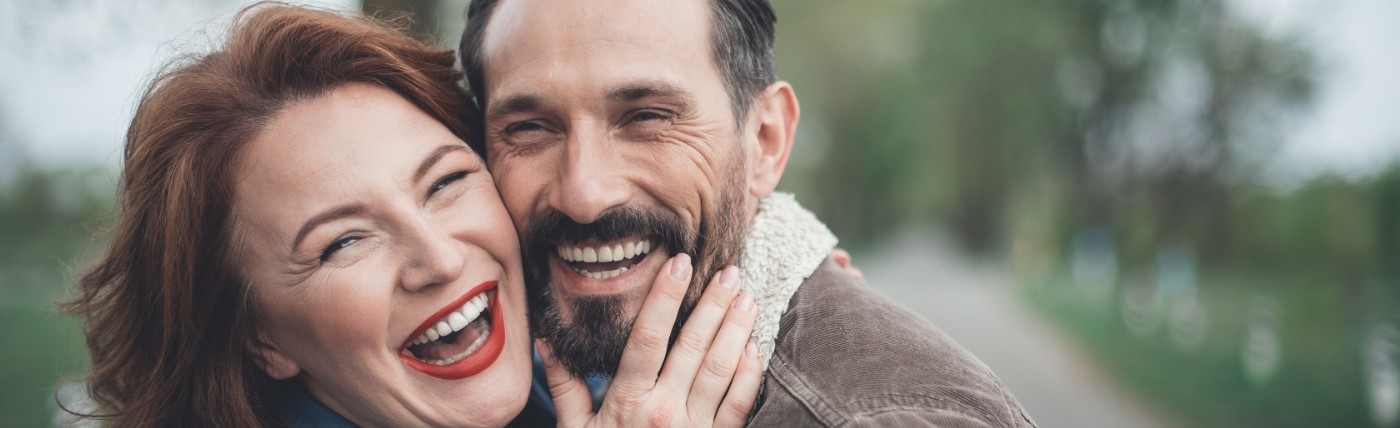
[519,204,699,333]
[519,204,699,378]
[518,193,749,379]
[521,205,695,255]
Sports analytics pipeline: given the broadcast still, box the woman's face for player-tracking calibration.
[233,84,532,427]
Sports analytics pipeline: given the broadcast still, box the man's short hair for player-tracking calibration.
[458,0,778,125]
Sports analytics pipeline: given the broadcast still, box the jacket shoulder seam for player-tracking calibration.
[765,354,848,427]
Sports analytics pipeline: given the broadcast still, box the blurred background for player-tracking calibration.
[1,0,1397,426]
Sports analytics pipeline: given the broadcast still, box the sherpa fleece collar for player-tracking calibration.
[738,192,837,367]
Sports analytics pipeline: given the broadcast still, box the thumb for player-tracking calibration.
[539,339,595,427]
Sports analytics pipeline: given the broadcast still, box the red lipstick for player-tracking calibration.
[399,280,506,379]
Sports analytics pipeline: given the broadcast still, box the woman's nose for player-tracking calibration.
[399,223,467,293]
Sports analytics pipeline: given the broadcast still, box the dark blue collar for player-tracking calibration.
[524,348,611,414]
[277,384,356,428]
[274,350,604,427]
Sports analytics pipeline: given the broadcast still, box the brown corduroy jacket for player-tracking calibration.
[746,258,1036,427]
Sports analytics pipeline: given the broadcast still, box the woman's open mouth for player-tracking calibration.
[399,280,506,379]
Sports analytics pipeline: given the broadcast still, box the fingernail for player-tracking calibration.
[746,340,759,358]
[536,339,556,368]
[719,266,738,289]
[670,253,692,280]
[735,291,753,311]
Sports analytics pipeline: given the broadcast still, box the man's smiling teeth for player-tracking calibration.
[557,239,653,280]
[410,291,490,346]
[557,239,652,264]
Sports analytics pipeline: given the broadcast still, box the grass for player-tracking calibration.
[0,293,90,427]
[0,167,110,426]
[1024,268,1382,427]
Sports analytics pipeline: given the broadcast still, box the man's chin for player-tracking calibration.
[550,286,647,333]
[541,292,634,379]
[542,255,658,378]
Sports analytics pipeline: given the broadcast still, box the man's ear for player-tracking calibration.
[247,331,300,380]
[747,81,800,198]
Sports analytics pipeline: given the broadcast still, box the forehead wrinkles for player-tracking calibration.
[486,0,710,52]
[481,0,714,92]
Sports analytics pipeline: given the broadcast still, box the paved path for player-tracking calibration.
[855,229,1173,428]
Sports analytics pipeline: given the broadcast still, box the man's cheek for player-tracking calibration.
[491,170,535,223]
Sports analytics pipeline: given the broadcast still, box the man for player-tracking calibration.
[459,0,1036,426]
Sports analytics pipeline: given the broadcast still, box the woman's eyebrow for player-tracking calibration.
[413,144,471,183]
[292,203,367,251]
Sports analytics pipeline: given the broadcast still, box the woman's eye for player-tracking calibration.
[429,171,468,196]
[320,236,360,262]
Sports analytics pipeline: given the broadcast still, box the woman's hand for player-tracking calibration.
[830,248,865,282]
[541,253,764,427]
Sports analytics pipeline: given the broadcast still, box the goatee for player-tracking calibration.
[520,172,748,379]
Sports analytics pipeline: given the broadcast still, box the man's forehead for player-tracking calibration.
[479,0,714,93]
[484,0,710,46]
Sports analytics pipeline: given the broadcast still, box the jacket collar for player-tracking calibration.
[738,192,837,367]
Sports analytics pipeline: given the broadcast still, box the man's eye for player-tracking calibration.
[505,121,547,134]
[629,110,671,123]
[320,236,360,262]
[498,120,558,149]
[429,171,468,196]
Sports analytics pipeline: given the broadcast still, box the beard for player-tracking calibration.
[519,156,749,380]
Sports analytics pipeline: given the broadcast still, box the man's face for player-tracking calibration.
[479,0,752,377]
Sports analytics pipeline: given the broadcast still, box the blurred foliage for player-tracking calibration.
[760,0,1394,426]
[0,164,110,427]
[771,0,1316,257]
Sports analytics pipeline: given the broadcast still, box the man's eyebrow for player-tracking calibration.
[292,203,367,252]
[413,144,470,184]
[606,81,695,104]
[486,93,543,122]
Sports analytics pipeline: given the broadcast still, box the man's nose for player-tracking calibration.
[399,221,466,293]
[550,128,629,224]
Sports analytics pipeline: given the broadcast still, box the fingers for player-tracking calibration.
[657,266,743,391]
[539,340,595,428]
[684,283,756,418]
[831,248,853,268]
[713,341,765,427]
[830,248,865,282]
[611,253,693,392]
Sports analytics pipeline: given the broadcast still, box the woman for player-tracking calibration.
[62,4,762,426]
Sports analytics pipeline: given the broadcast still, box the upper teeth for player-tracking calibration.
[558,239,653,263]
[410,291,490,346]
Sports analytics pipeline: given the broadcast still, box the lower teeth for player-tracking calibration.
[575,266,629,279]
[415,313,491,365]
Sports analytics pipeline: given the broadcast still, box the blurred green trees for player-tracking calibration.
[0,163,108,427]
[764,1,1395,426]
[772,0,1318,260]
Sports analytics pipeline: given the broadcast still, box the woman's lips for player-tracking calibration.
[398,280,506,380]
